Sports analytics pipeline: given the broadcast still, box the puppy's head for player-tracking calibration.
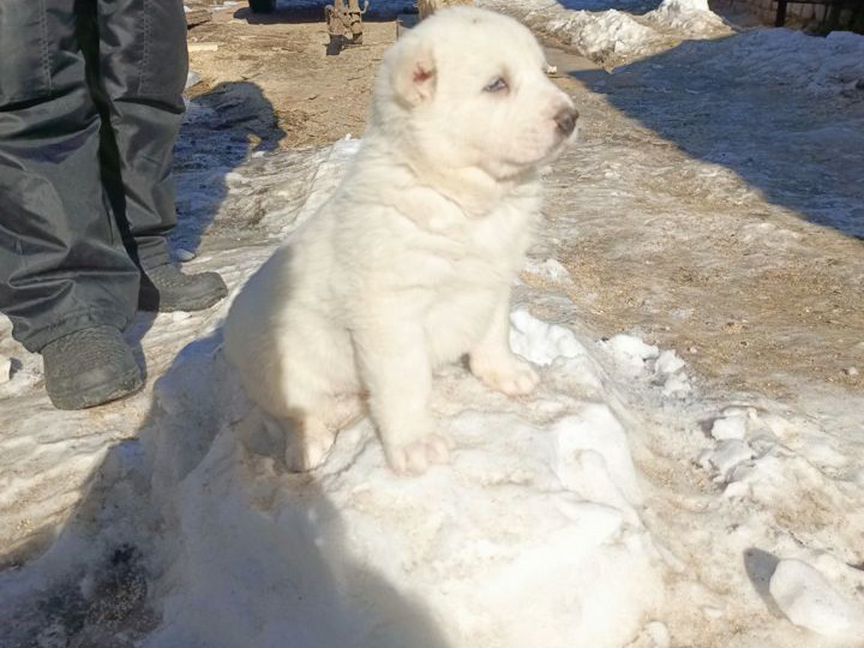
[372,8,577,181]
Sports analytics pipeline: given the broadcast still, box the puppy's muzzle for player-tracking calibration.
[554,107,579,137]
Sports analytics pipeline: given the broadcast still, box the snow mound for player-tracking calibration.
[656,0,711,11]
[644,0,726,33]
[566,10,664,65]
[769,559,864,638]
[598,334,691,396]
[510,309,588,366]
[143,310,665,647]
[479,0,729,67]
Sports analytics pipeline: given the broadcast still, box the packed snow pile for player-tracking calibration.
[479,0,729,66]
[141,309,667,647]
[769,559,864,639]
[644,0,726,33]
[552,10,664,65]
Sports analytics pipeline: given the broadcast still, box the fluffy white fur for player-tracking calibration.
[224,7,578,474]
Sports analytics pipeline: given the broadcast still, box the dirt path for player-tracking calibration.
[187,4,397,147]
[543,46,864,400]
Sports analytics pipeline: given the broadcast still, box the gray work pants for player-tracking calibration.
[0,0,188,352]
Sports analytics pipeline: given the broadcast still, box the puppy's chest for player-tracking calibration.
[430,201,536,277]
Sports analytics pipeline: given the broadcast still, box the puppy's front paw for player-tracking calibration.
[384,433,453,476]
[471,355,540,396]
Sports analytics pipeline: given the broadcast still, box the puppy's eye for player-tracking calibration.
[483,77,508,93]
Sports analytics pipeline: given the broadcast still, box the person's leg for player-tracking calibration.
[93,0,226,311]
[0,0,143,408]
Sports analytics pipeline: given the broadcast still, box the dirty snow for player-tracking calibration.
[2,10,864,648]
[480,0,730,67]
[770,559,864,639]
[139,308,666,648]
[707,29,864,95]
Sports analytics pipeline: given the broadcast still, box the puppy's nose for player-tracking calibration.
[554,107,579,136]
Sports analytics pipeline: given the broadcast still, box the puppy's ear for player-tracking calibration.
[390,38,436,107]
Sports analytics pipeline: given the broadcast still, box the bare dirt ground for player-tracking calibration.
[187,3,396,147]
[542,46,864,400]
[185,2,862,402]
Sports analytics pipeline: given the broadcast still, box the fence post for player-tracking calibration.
[775,0,788,25]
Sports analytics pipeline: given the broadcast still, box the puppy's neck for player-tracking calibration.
[416,164,512,217]
[366,133,533,217]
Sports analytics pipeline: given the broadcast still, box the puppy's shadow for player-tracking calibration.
[234,408,290,466]
[0,331,448,647]
[143,333,449,646]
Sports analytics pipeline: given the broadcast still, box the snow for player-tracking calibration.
[509,309,588,367]
[3,10,864,648]
[0,353,11,385]
[5,196,862,643]
[602,333,659,375]
[142,315,667,646]
[479,0,730,67]
[769,559,864,639]
[698,439,754,483]
[481,0,864,85]
[645,0,725,33]
[523,257,574,285]
[644,620,672,648]
[131,307,669,647]
[655,349,685,376]
[710,29,864,96]
[710,411,749,440]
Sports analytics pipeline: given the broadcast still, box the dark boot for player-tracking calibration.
[42,326,143,410]
[139,264,228,312]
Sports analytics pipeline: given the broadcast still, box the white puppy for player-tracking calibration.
[224,7,578,474]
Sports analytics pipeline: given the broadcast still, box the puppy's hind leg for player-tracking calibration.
[232,405,334,472]
[283,393,367,471]
[470,290,539,396]
[277,357,341,471]
[284,413,336,472]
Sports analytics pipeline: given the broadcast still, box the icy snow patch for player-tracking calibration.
[523,257,574,285]
[0,353,11,385]
[480,0,729,67]
[645,0,726,33]
[510,309,587,367]
[710,412,748,441]
[769,559,864,638]
[709,29,864,97]
[698,439,754,483]
[601,334,659,376]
